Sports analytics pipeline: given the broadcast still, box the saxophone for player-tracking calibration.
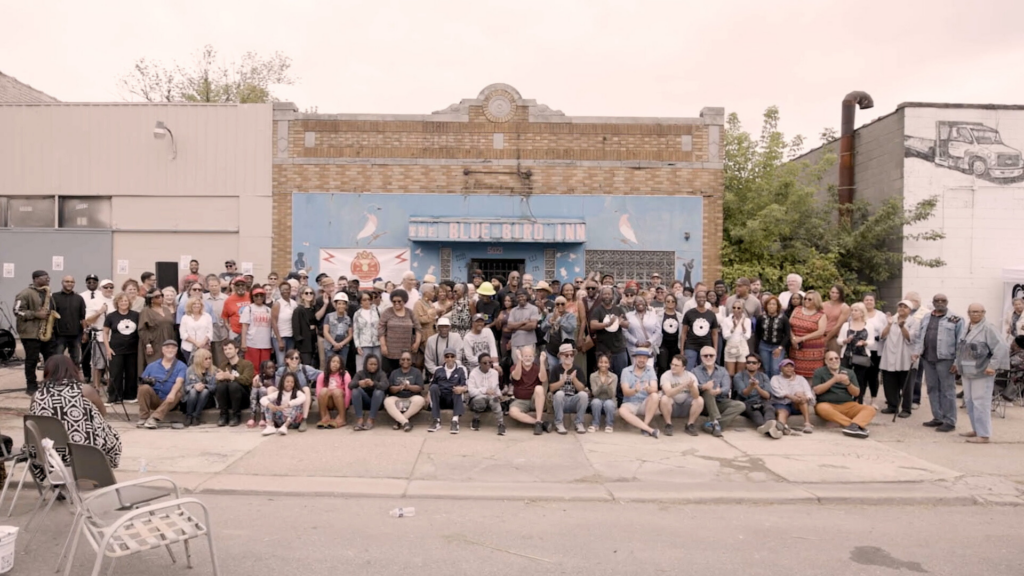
[38,285,60,342]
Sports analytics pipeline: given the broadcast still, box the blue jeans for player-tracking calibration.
[759,342,785,378]
[922,359,957,426]
[356,346,380,372]
[273,336,294,365]
[590,398,617,428]
[962,375,994,438]
[684,349,700,370]
[553,391,589,425]
[609,351,628,379]
[352,387,385,419]
[184,386,214,419]
[324,343,349,366]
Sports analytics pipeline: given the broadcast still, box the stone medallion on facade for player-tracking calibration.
[482,89,517,123]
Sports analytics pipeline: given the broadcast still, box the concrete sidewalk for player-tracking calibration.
[1,364,1023,506]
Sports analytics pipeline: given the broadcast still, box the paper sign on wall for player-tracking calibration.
[180,255,192,270]
[117,260,129,275]
[2,263,13,278]
[52,256,64,271]
[240,262,254,275]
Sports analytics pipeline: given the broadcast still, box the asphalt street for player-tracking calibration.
[6,495,1020,576]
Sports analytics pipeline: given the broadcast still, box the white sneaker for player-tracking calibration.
[125,399,138,404]
[587,425,597,433]
[261,425,276,436]
[555,421,567,435]
[604,426,613,433]
[277,426,288,435]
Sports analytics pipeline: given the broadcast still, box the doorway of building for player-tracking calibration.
[469,259,525,282]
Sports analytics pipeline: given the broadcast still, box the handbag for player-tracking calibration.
[850,353,871,367]
[580,334,595,352]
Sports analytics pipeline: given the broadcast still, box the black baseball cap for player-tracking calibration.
[86,274,99,282]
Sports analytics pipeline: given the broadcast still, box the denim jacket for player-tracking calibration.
[913,312,963,361]
[185,369,217,395]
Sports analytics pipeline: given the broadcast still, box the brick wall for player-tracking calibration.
[272,84,724,281]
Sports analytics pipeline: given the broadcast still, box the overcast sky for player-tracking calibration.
[3,0,1023,150]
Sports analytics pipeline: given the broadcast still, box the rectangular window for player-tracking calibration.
[6,197,56,228]
[59,197,112,229]
[584,250,675,288]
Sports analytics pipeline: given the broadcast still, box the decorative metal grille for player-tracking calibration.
[584,250,675,286]
[439,248,452,281]
[544,249,556,280]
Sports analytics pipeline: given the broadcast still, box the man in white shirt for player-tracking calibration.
[203,275,230,366]
[400,271,421,309]
[467,352,505,435]
[83,279,115,388]
[462,313,498,371]
[79,274,101,378]
[424,318,465,378]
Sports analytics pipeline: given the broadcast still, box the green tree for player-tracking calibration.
[118,45,296,103]
[722,107,944,301]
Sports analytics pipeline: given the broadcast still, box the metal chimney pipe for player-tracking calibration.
[838,91,874,206]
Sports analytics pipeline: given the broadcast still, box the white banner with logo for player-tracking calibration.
[319,248,410,284]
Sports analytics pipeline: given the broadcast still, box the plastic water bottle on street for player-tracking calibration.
[138,459,147,474]
[389,507,415,518]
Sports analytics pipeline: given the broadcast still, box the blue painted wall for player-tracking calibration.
[292,193,703,282]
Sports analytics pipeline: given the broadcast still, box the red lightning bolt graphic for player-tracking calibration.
[394,251,409,265]
[323,251,337,265]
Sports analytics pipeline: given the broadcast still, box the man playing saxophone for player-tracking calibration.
[14,270,58,396]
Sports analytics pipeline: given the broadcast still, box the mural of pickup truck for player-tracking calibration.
[905,121,1024,180]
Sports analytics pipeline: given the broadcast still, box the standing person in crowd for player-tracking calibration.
[424,317,464,378]
[617,348,661,438]
[721,299,752,377]
[384,351,425,432]
[260,373,306,436]
[498,270,522,304]
[79,274,101,377]
[1004,298,1024,343]
[182,348,216,427]
[124,279,144,313]
[904,291,928,408]
[136,340,186,429]
[414,283,439,357]
[785,292,803,318]
[353,290,381,372]
[863,293,888,405]
[271,280,296,365]
[713,280,729,307]
[694,346,745,436]
[218,260,239,290]
[179,260,201,293]
[880,300,917,417]
[757,296,790,378]
[778,273,804,311]
[104,291,139,404]
[470,281,500,332]
[349,355,388,432]
[162,287,178,316]
[589,353,619,433]
[955,304,1008,444]
[215,340,255,427]
[176,283,212,324]
[427,348,468,433]
[204,276,229,366]
[315,354,351,429]
[913,294,963,433]
[240,287,273,366]
[266,271,281,302]
[542,296,577,368]
[497,293,516,366]
[507,346,551,434]
[822,285,851,355]
[450,283,473,336]
[13,271,58,395]
[725,277,762,350]
[463,314,498,371]
[507,290,542,360]
[733,354,780,438]
[138,289,175,380]
[658,354,704,437]
[681,290,720,370]
[769,358,816,434]
[789,290,828,378]
[222,277,251,344]
[398,271,421,309]
[548,343,588,434]
[657,294,682,376]
[322,292,352,365]
[292,285,320,367]
[590,286,630,378]
[179,296,212,365]
[467,352,504,434]
[379,289,420,375]
[838,302,874,403]
[624,296,661,363]
[52,275,86,367]
[812,351,876,438]
[83,279,115,389]
[140,272,158,296]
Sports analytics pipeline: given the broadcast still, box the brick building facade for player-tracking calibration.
[272,84,724,287]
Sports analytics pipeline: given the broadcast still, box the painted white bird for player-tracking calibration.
[559,267,567,278]
[356,212,378,242]
[556,252,564,258]
[619,214,638,244]
[415,247,423,256]
[427,265,436,275]
[574,266,580,273]
[568,253,578,261]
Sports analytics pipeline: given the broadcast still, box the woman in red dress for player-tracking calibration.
[789,290,828,378]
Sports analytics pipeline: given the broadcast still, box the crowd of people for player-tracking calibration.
[11,260,1015,465]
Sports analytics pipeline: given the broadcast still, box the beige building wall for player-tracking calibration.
[0,103,272,287]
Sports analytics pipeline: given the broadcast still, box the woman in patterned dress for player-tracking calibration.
[449,283,473,337]
[28,355,122,482]
[789,290,828,378]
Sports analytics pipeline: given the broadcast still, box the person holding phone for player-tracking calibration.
[548,343,588,434]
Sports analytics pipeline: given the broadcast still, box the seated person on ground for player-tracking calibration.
[468,353,505,435]
[694,346,745,437]
[733,354,781,439]
[215,340,255,428]
[260,372,306,436]
[384,350,426,432]
[183,348,217,427]
[275,349,321,432]
[350,354,388,431]
[428,347,469,434]
[316,354,351,429]
[812,351,876,438]
[617,348,661,438]
[548,343,589,435]
[137,340,187,429]
[588,353,619,433]
[659,354,704,437]
[247,360,276,428]
[507,346,552,435]
[769,359,816,435]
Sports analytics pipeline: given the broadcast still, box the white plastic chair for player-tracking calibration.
[41,439,220,576]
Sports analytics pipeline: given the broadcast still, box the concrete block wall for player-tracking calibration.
[271,85,725,282]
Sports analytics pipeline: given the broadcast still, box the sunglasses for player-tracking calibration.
[746,360,760,364]
[444,354,455,359]
[287,356,300,362]
[556,303,565,306]
[701,354,715,358]
[586,287,597,291]
[400,357,412,362]
[392,299,403,304]
[302,291,314,295]
[191,288,203,292]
